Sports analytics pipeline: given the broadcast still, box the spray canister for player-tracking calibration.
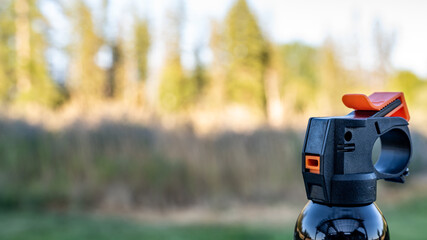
[294,92,411,240]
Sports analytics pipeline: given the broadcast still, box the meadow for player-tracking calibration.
[1,196,427,240]
[0,113,426,240]
[0,116,305,210]
[1,115,426,211]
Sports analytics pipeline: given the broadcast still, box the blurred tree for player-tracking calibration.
[373,20,396,88]
[13,0,64,107]
[67,0,106,101]
[106,38,126,99]
[206,20,227,108]
[134,19,150,84]
[317,40,349,114]
[279,43,318,87]
[277,42,319,113]
[14,0,31,95]
[158,1,197,112]
[132,17,151,105]
[102,1,142,102]
[192,44,207,97]
[224,0,269,112]
[0,2,15,103]
[388,70,425,106]
[263,43,284,125]
[104,0,122,99]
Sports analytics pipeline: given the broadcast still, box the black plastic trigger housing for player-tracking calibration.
[302,94,412,206]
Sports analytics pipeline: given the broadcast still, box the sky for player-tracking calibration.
[42,0,427,82]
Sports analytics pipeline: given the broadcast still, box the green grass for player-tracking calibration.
[384,197,427,240]
[0,211,293,240]
[1,197,427,240]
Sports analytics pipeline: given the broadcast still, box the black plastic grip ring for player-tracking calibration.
[374,128,411,180]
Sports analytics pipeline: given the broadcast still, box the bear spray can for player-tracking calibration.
[294,92,412,240]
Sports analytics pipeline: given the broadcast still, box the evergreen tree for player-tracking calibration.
[388,70,424,106]
[106,39,126,99]
[0,2,15,102]
[207,20,227,108]
[224,0,269,111]
[373,20,395,88]
[67,0,106,101]
[192,45,207,96]
[279,43,318,87]
[129,17,151,105]
[134,19,150,83]
[158,2,197,112]
[278,42,319,113]
[14,0,63,107]
[317,40,349,113]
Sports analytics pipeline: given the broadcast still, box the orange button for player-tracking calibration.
[305,155,320,174]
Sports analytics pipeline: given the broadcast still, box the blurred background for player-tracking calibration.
[0,0,427,239]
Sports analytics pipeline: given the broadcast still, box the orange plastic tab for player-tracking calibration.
[305,155,320,174]
[342,92,410,121]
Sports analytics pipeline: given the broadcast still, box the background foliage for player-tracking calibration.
[0,0,426,239]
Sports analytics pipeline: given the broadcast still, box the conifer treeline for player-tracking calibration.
[0,0,152,108]
[0,0,425,117]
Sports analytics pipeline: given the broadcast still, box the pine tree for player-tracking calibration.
[158,2,197,112]
[388,70,424,106]
[13,0,63,107]
[317,40,349,113]
[224,0,269,111]
[106,39,126,99]
[129,17,151,105]
[67,0,106,101]
[373,20,395,88]
[134,19,150,83]
[192,45,207,96]
[278,42,319,113]
[0,2,15,102]
[207,20,227,108]
[14,0,31,95]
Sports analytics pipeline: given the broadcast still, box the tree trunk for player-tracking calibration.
[264,68,284,127]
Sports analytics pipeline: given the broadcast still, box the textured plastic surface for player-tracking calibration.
[294,201,389,240]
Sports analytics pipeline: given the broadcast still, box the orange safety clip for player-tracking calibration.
[342,92,410,121]
[305,155,320,174]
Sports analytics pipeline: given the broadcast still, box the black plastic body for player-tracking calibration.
[302,115,411,205]
[294,201,389,240]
